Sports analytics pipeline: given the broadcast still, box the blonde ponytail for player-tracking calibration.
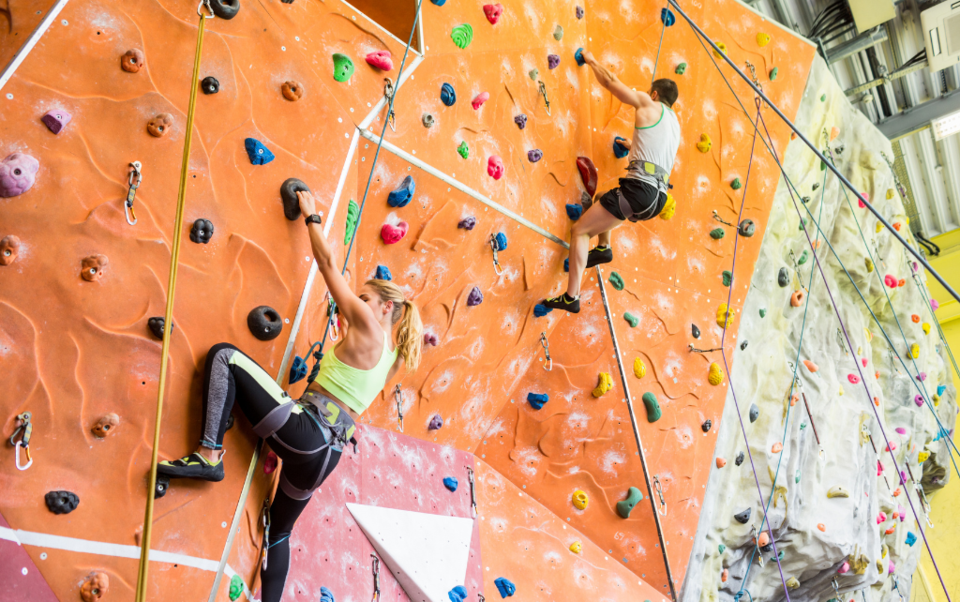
[364,279,423,371]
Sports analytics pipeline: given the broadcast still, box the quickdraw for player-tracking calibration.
[10,411,32,471]
[539,332,552,371]
[328,299,341,342]
[383,78,397,132]
[836,328,848,356]
[489,235,504,276]
[688,344,722,354]
[712,209,735,228]
[744,60,762,92]
[371,554,382,602]
[260,496,271,570]
[394,384,404,432]
[653,475,667,516]
[466,466,477,516]
[537,80,551,116]
[125,161,142,226]
[750,526,764,567]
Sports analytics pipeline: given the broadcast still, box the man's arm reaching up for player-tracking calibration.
[581,50,657,110]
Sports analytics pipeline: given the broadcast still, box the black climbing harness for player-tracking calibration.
[10,411,32,471]
[125,161,142,226]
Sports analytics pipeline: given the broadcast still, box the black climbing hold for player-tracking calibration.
[777,267,789,288]
[148,317,173,340]
[740,340,748,350]
[190,219,214,244]
[760,543,774,553]
[209,0,240,20]
[281,178,310,221]
[812,182,820,191]
[749,404,759,423]
[201,76,220,95]
[692,324,701,339]
[441,83,456,106]
[734,508,751,524]
[45,490,79,514]
[735,451,745,466]
[226,413,235,431]
[458,216,476,230]
[155,475,170,499]
[738,219,756,237]
[702,419,712,433]
[248,306,283,341]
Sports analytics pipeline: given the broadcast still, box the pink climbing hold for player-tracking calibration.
[885,441,897,452]
[858,193,869,208]
[424,333,438,346]
[931,299,940,311]
[487,155,504,180]
[917,372,927,381]
[877,460,884,475]
[837,561,850,574]
[883,274,897,288]
[380,221,409,244]
[42,109,71,134]
[0,153,39,198]
[877,511,886,524]
[861,358,868,367]
[895,427,907,435]
[848,374,860,384]
[483,3,503,24]
[889,561,896,574]
[898,504,905,519]
[472,91,490,110]
[365,50,393,71]
[915,395,924,407]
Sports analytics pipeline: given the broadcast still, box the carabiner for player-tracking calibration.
[490,236,504,276]
[712,209,735,227]
[15,441,32,471]
[653,475,667,516]
[198,0,215,18]
[125,161,142,226]
[328,301,340,342]
[539,332,552,371]
[537,80,551,116]
[394,384,404,432]
[371,554,382,602]
[383,78,397,132]
[466,466,477,516]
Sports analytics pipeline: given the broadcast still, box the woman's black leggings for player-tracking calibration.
[201,343,342,602]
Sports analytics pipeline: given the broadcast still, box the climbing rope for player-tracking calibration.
[650,7,674,85]
[135,3,212,601]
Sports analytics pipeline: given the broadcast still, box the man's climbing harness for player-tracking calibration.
[466,466,477,516]
[370,554,382,602]
[394,384,404,432]
[10,411,32,470]
[537,80,551,116]
[539,332,552,371]
[125,161,142,226]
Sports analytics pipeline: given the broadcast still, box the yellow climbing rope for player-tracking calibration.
[134,4,212,601]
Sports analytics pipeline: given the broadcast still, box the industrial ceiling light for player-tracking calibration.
[930,108,960,141]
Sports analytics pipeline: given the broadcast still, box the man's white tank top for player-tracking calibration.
[626,103,681,193]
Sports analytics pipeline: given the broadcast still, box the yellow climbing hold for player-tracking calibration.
[708,362,724,386]
[827,486,850,498]
[696,134,712,153]
[659,193,676,220]
[593,372,613,397]
[714,42,727,59]
[934,393,940,406]
[918,450,930,463]
[633,358,646,379]
[864,328,873,342]
[572,490,589,510]
[887,189,894,200]
[756,32,771,47]
[876,222,883,233]
[569,541,582,554]
[839,385,844,396]
[923,323,931,335]
[786,577,800,590]
[717,303,733,329]
[865,258,874,273]
[910,344,919,359]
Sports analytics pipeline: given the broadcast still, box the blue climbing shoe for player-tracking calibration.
[158,452,224,482]
[586,245,613,268]
[541,293,580,314]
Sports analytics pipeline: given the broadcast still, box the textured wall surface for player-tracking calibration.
[683,56,958,602]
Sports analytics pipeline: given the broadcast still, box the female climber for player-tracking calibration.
[540,48,681,313]
[157,190,422,602]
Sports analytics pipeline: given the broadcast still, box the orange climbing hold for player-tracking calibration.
[790,393,798,406]
[817,523,826,532]
[911,314,920,323]
[829,126,840,141]
[721,569,729,583]
[757,531,770,547]
[803,360,818,372]
[716,457,726,468]
[790,289,805,307]
[771,442,783,453]
[893,222,902,231]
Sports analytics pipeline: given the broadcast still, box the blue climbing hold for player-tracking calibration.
[575,48,585,66]
[430,0,446,4]
[443,476,458,492]
[375,265,392,281]
[244,138,275,165]
[534,304,552,317]
[661,8,676,26]
[493,232,508,251]
[388,175,415,207]
[289,355,308,384]
[566,204,583,221]
[938,385,946,396]
[320,587,335,602]
[494,577,516,598]
[527,392,549,410]
[441,83,456,106]
[564,258,569,272]
[906,532,917,546]
[613,136,629,159]
[448,586,468,602]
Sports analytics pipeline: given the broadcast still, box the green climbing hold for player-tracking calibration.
[553,25,564,41]
[759,308,767,318]
[719,544,726,554]
[332,53,355,82]
[451,23,474,49]
[529,69,539,81]
[642,392,661,422]
[799,218,807,230]
[731,178,742,190]
[798,250,809,265]
[457,141,469,159]
[795,469,800,483]
[800,422,806,430]
[609,272,624,290]
[722,270,733,287]
[769,67,778,80]
[624,312,639,327]
[616,487,643,518]
[344,199,359,245]
[229,575,244,601]
[820,93,826,102]
[820,161,826,171]
[710,228,725,240]
[778,550,785,560]
[676,62,687,75]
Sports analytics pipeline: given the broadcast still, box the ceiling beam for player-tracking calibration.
[826,28,888,64]
[877,88,960,140]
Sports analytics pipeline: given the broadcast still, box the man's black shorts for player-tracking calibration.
[597,178,667,222]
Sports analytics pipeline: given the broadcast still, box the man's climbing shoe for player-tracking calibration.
[586,245,613,268]
[157,452,224,482]
[541,294,580,314]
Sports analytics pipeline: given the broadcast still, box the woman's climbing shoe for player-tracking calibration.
[586,245,613,268]
[157,452,224,482]
[541,293,580,313]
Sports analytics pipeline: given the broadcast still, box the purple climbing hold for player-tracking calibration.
[534,304,552,317]
[527,149,543,163]
[915,395,924,407]
[548,54,560,69]
[514,114,527,130]
[0,153,40,198]
[467,286,483,306]
[458,216,476,230]
[576,5,584,19]
[428,414,443,430]
[424,333,438,346]
[42,110,72,134]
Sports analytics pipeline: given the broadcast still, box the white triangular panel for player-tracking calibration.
[346,503,474,602]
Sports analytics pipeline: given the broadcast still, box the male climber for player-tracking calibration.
[541,49,680,313]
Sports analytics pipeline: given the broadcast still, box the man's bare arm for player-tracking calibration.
[582,50,655,109]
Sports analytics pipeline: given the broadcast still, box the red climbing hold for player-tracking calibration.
[472,92,490,110]
[264,450,279,474]
[365,51,393,71]
[483,3,503,24]
[884,274,897,288]
[576,156,598,198]
[487,155,504,180]
[380,221,409,244]
[848,374,860,384]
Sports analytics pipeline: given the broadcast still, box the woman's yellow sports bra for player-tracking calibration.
[314,329,397,415]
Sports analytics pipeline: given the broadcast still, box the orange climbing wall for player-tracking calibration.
[0,0,813,600]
